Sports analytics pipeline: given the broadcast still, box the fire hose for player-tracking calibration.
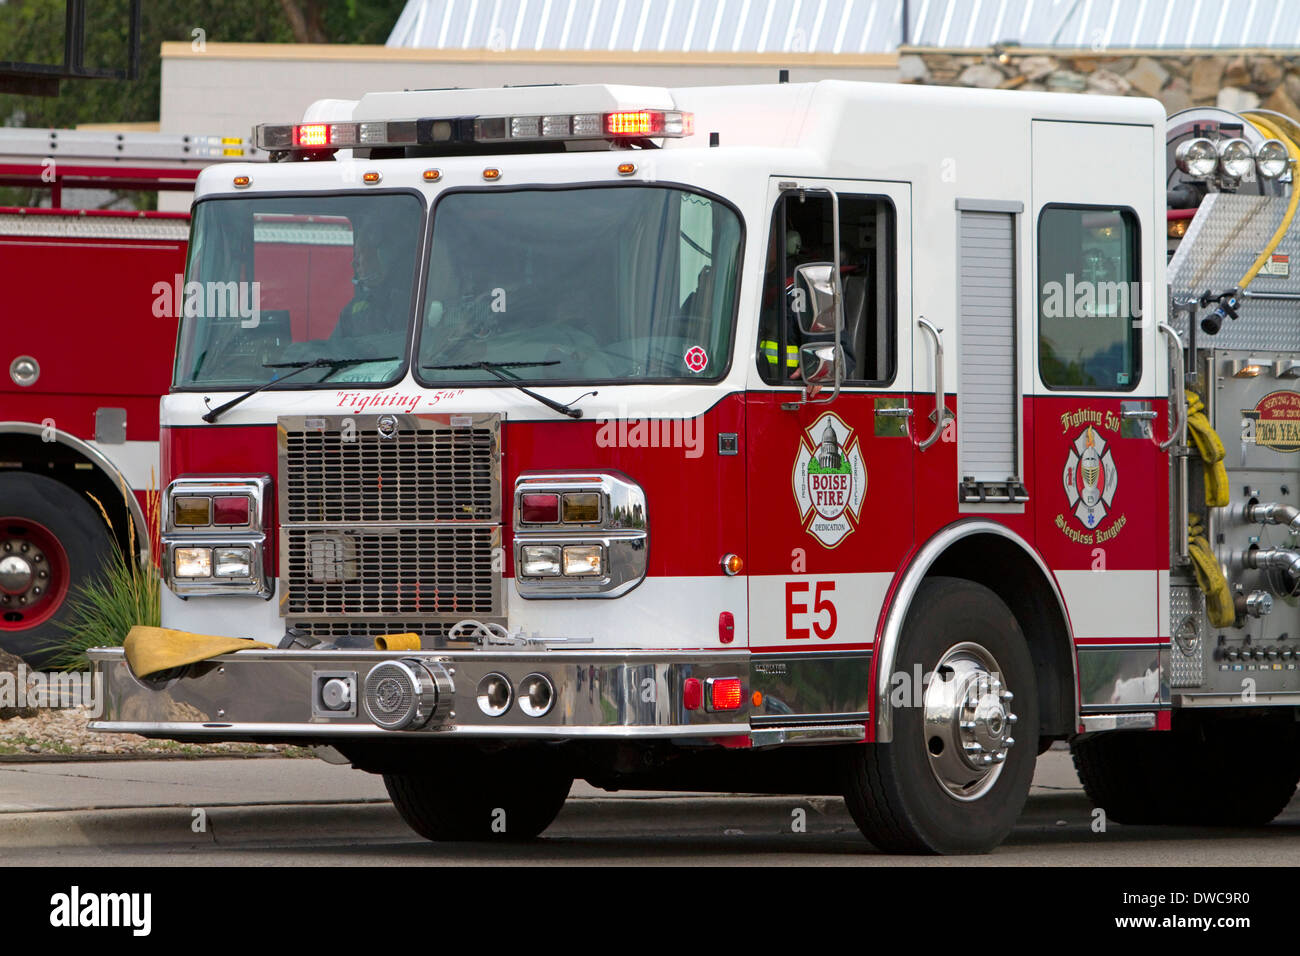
[1185,389,1230,508]
[1239,115,1300,290]
[1187,515,1236,628]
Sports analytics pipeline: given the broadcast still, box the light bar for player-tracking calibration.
[255,109,694,155]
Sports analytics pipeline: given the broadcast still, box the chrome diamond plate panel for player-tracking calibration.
[1170,585,1205,689]
[1169,192,1300,352]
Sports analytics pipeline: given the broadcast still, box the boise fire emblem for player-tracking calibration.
[793,412,867,548]
[1063,426,1118,529]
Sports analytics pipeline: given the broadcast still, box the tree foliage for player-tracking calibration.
[0,0,406,128]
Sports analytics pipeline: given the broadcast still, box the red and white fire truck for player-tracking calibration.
[0,128,259,666]
[86,80,1300,853]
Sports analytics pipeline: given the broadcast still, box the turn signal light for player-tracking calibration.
[521,493,560,524]
[709,677,743,711]
[173,497,211,527]
[212,496,250,526]
[562,492,600,523]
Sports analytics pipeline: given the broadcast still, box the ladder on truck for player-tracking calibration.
[0,127,265,204]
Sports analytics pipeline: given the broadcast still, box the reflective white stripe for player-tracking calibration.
[85,440,160,493]
[748,572,892,648]
[1056,569,1160,639]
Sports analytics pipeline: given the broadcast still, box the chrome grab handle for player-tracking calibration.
[1121,409,1158,421]
[1157,321,1184,452]
[877,407,914,418]
[916,316,945,451]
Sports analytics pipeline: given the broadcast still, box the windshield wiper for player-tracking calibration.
[201,356,397,424]
[422,361,589,419]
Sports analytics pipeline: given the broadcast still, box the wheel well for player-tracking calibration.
[0,430,141,560]
[928,533,1075,740]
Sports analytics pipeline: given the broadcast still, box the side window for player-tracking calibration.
[1037,205,1141,390]
[756,192,896,385]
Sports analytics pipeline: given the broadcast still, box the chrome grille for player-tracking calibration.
[282,416,498,523]
[278,413,503,624]
[284,526,498,616]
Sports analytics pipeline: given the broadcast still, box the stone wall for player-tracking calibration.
[899,48,1300,117]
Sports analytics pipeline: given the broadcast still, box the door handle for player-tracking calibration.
[916,316,947,451]
[1156,321,1184,452]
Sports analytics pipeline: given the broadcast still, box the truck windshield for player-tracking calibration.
[416,186,742,384]
[174,193,423,388]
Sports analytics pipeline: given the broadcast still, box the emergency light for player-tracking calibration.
[254,109,693,158]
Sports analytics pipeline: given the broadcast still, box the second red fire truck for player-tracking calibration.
[86,80,1300,853]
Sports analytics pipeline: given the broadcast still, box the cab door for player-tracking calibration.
[744,177,914,718]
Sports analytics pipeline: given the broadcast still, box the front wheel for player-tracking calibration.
[0,473,114,667]
[384,746,573,842]
[843,576,1039,854]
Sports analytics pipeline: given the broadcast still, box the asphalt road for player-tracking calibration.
[1,748,1297,865]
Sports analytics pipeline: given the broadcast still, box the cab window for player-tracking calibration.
[757,192,896,385]
[1037,204,1141,390]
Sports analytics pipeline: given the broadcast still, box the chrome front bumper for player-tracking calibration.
[87,647,755,741]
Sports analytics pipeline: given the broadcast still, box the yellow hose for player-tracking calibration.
[1187,516,1236,627]
[1185,389,1230,507]
[1238,115,1300,290]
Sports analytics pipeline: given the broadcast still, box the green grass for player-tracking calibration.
[46,547,160,671]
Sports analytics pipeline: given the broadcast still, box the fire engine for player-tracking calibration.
[0,128,258,666]
[86,79,1300,854]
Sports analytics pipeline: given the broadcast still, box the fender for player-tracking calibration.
[873,518,1077,743]
[0,420,152,565]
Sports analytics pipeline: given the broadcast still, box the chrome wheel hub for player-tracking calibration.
[923,642,1018,801]
[0,539,47,605]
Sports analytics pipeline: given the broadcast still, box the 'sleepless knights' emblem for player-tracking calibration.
[1063,425,1117,529]
[793,412,867,548]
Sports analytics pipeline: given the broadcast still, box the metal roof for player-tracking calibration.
[387,0,1300,53]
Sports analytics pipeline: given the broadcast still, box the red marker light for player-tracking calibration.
[683,678,703,711]
[521,493,560,524]
[719,611,734,644]
[709,678,743,711]
[213,496,250,526]
[607,110,662,136]
[294,124,329,147]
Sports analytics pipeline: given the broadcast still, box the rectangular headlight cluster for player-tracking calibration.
[520,544,604,578]
[512,474,648,599]
[162,477,272,598]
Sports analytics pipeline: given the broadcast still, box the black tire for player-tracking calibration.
[1072,715,1300,827]
[0,473,114,668]
[384,746,573,842]
[843,576,1039,854]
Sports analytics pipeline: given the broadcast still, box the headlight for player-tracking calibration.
[562,545,603,576]
[1256,139,1290,179]
[1218,138,1254,179]
[521,545,561,576]
[1175,137,1217,177]
[213,547,252,577]
[174,547,212,577]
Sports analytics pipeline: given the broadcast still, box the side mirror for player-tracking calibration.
[792,261,839,335]
[799,342,841,385]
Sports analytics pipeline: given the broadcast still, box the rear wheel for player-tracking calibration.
[843,576,1039,854]
[0,473,113,667]
[384,746,573,842]
[1072,714,1300,827]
